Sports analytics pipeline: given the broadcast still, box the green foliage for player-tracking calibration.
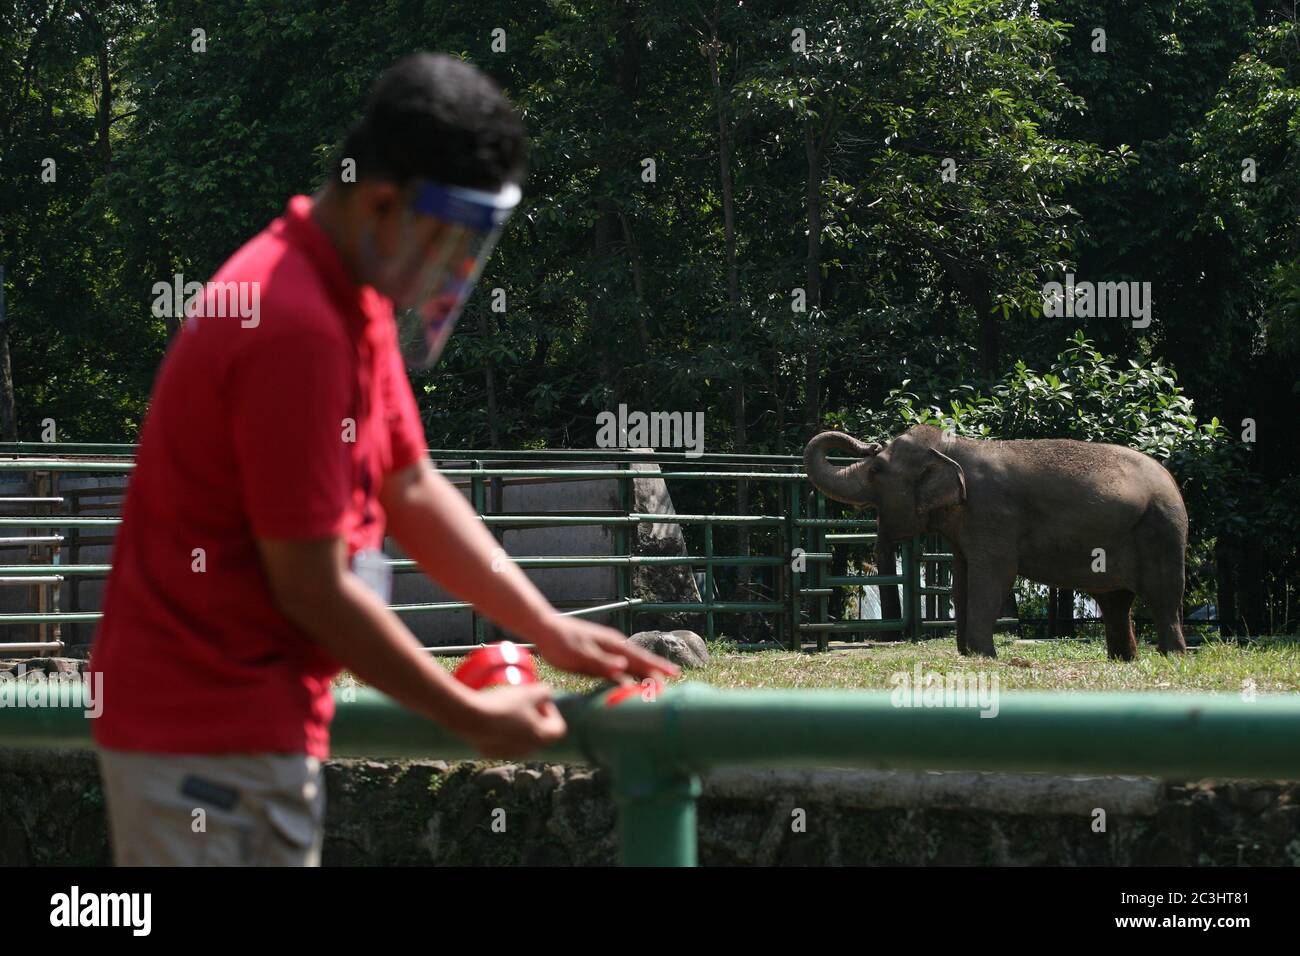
[881,331,1221,450]
[2,0,1298,627]
[863,331,1239,536]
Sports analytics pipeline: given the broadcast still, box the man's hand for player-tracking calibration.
[532,615,680,683]
[446,683,567,758]
[382,462,682,685]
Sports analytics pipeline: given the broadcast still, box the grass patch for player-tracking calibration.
[531,634,1300,696]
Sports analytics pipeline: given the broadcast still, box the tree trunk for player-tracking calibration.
[590,199,619,399]
[704,9,750,601]
[0,265,16,441]
[976,286,999,380]
[78,5,113,171]
[803,118,823,433]
[479,308,501,450]
[589,0,644,406]
[1240,537,1266,635]
[1050,587,1076,637]
[1215,536,1235,636]
[617,212,650,351]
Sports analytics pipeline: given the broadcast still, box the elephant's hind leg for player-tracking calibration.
[1094,590,1137,661]
[1136,526,1188,655]
[1140,578,1188,654]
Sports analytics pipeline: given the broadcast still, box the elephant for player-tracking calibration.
[803,424,1188,659]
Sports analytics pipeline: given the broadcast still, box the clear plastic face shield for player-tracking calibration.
[387,179,521,369]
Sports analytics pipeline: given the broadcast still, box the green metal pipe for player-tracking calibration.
[794,517,878,528]
[610,751,701,867]
[438,468,805,482]
[814,494,829,652]
[477,513,784,527]
[636,601,779,613]
[0,564,112,576]
[703,522,714,642]
[0,460,133,472]
[799,620,906,632]
[3,556,786,578]
[427,448,804,465]
[0,443,810,468]
[639,513,782,525]
[0,517,120,527]
[822,573,905,586]
[5,683,1300,865]
[0,442,137,453]
[422,642,535,657]
[0,597,645,626]
[786,483,802,652]
[618,555,785,567]
[0,611,102,624]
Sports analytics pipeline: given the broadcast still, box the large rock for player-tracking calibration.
[629,459,704,633]
[628,629,709,668]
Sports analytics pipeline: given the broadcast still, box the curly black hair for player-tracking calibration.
[337,52,526,192]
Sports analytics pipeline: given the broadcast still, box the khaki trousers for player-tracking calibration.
[97,749,324,866]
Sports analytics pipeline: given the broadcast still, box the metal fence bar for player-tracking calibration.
[470,462,487,645]
[616,470,632,636]
[786,482,801,651]
[703,523,715,642]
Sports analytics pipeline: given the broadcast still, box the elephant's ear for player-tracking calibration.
[915,449,967,514]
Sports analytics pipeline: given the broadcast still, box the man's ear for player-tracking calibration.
[916,449,966,514]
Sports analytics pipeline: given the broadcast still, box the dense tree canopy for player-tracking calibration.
[1,0,1296,632]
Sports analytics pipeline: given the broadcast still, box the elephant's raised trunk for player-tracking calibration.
[803,431,880,505]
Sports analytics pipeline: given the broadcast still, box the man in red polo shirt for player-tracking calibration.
[90,52,676,866]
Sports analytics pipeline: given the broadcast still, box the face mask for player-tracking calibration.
[386,179,521,369]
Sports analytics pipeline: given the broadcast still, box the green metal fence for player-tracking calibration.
[0,445,957,654]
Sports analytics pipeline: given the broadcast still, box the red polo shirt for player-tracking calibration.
[91,195,428,758]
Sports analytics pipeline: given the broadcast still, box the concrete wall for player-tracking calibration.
[2,747,1297,866]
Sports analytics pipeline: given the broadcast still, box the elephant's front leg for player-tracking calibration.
[961,557,1016,658]
[875,536,901,623]
[951,552,968,655]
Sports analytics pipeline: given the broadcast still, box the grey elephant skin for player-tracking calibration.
[803,425,1188,659]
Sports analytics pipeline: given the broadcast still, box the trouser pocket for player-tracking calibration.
[249,758,324,866]
[253,799,319,865]
[99,750,323,867]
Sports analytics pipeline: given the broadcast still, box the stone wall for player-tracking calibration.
[2,748,1296,866]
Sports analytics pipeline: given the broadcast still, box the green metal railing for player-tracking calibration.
[4,445,1126,650]
[2,447,956,653]
[3,680,1298,865]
